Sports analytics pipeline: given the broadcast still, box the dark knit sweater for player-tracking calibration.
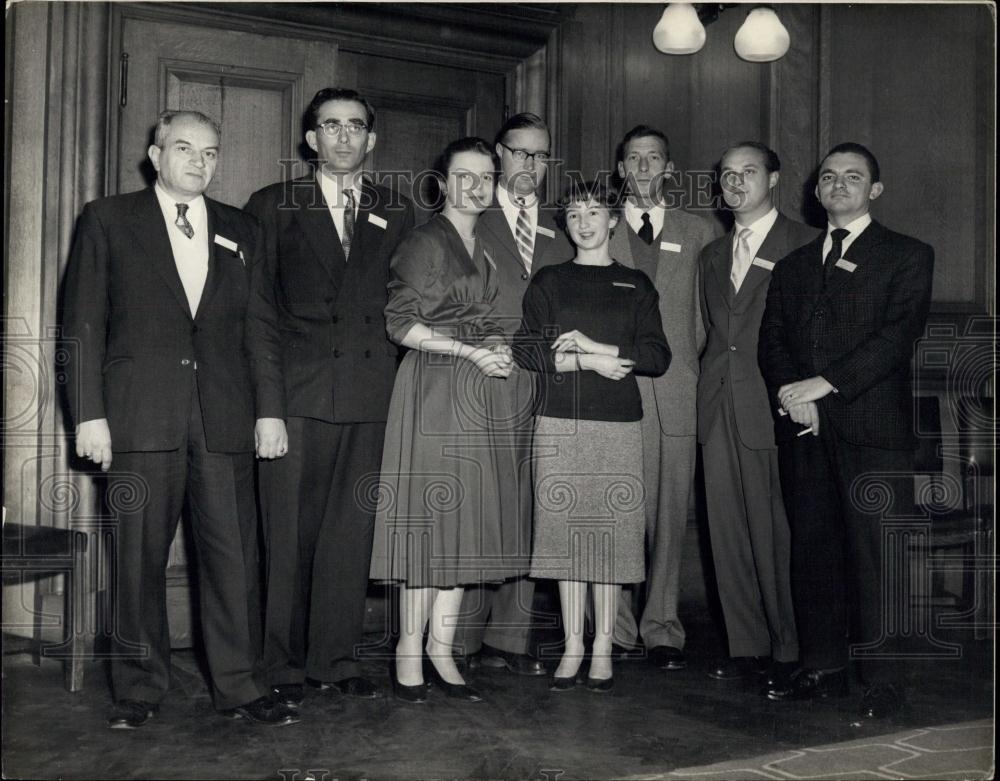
[513,260,671,422]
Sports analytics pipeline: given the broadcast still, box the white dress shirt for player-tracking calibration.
[731,207,779,290]
[624,200,665,239]
[318,171,362,249]
[154,182,208,317]
[821,213,872,263]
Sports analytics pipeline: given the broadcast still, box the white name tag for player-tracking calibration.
[752,257,775,271]
[536,225,556,239]
[368,213,387,229]
[613,281,635,288]
[835,258,857,273]
[214,234,237,252]
[660,241,682,253]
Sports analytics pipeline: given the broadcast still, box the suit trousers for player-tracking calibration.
[615,406,695,650]
[260,417,385,684]
[110,375,265,710]
[780,412,914,683]
[702,393,798,661]
[453,577,537,657]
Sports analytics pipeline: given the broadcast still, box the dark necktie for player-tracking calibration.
[823,228,849,286]
[342,189,356,260]
[174,203,194,239]
[638,211,654,245]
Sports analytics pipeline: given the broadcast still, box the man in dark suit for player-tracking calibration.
[64,110,297,729]
[698,142,817,683]
[245,88,415,705]
[759,142,934,718]
[454,112,570,676]
[611,125,719,671]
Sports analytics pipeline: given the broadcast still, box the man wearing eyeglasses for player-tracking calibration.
[246,88,415,707]
[610,125,719,672]
[453,112,570,676]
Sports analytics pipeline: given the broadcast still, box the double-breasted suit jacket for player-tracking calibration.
[610,207,718,651]
[245,173,416,685]
[698,214,819,449]
[245,176,416,424]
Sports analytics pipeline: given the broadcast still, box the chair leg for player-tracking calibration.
[66,532,87,692]
[973,529,992,642]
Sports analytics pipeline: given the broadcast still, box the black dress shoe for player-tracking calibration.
[859,682,905,719]
[766,667,849,701]
[611,643,645,660]
[224,696,300,726]
[332,677,381,699]
[108,700,158,730]
[478,644,546,676]
[271,684,305,708]
[648,645,687,670]
[762,660,799,690]
[425,661,484,702]
[585,676,614,693]
[707,656,769,680]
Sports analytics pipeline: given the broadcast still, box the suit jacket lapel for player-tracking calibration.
[298,176,347,288]
[610,224,633,269]
[132,189,193,320]
[349,182,387,265]
[531,206,560,269]
[735,216,786,306]
[196,201,231,319]
[711,233,734,309]
[479,204,525,272]
[820,220,886,302]
[655,211,684,291]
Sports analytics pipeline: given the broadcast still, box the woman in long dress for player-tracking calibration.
[513,180,671,691]
[370,137,528,702]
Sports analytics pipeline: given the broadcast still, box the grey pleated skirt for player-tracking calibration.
[529,415,645,584]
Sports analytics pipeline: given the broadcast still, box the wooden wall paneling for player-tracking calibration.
[827,4,989,311]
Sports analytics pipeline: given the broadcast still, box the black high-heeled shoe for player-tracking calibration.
[425,658,483,702]
[550,673,581,691]
[586,675,614,693]
[391,666,429,703]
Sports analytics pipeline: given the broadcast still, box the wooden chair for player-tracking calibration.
[912,395,994,640]
[2,522,89,691]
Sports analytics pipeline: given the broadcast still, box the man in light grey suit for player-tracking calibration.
[611,125,719,670]
[698,142,817,684]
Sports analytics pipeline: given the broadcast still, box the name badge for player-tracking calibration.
[835,258,857,273]
[660,241,682,253]
[751,257,775,271]
[368,213,388,230]
[536,225,556,239]
[214,234,238,252]
[613,281,635,288]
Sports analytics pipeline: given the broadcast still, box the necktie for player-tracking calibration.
[730,227,754,292]
[638,211,654,245]
[514,198,534,272]
[341,189,356,260]
[823,228,850,286]
[175,203,194,239]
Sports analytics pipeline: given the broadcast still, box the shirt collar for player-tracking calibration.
[318,169,364,207]
[735,207,779,237]
[497,184,537,210]
[827,213,872,240]
[154,182,206,226]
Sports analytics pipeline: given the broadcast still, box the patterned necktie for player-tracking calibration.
[175,203,194,239]
[342,188,356,260]
[730,227,754,292]
[514,197,534,272]
[638,211,654,245]
[823,228,850,286]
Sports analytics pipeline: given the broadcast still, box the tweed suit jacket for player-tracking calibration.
[63,188,280,453]
[611,207,719,436]
[476,201,572,337]
[758,220,934,450]
[245,176,415,424]
[697,213,819,449]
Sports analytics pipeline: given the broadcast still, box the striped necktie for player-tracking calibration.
[174,203,194,239]
[514,197,534,272]
[342,188,356,260]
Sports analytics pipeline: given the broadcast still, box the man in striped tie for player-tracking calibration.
[455,112,571,676]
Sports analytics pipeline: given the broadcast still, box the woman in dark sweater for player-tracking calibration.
[514,180,671,691]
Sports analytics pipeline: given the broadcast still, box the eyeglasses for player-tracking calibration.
[499,142,550,163]
[317,120,369,138]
